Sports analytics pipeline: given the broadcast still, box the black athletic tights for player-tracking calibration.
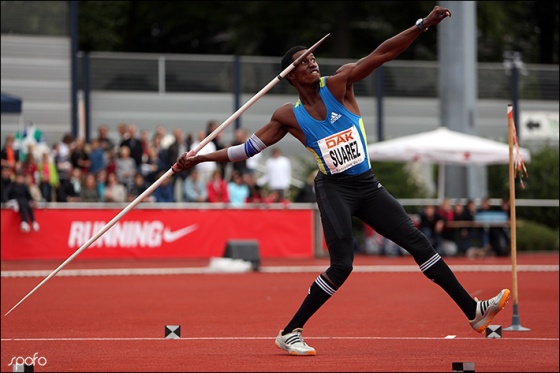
[281,169,476,334]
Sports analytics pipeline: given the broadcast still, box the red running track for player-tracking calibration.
[1,252,558,372]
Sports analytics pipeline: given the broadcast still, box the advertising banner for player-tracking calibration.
[1,207,315,260]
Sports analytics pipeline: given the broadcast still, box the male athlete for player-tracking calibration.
[173,5,511,356]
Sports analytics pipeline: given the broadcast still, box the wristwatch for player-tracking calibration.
[416,18,428,32]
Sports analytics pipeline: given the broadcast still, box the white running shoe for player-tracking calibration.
[469,289,511,333]
[20,221,30,233]
[32,221,40,232]
[275,328,316,356]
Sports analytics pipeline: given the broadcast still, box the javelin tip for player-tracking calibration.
[308,33,330,53]
[5,305,17,317]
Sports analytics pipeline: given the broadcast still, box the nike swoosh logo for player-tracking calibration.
[163,224,198,243]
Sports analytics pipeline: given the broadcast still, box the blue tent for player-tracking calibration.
[1,91,22,113]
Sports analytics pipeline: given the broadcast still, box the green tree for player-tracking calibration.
[487,145,559,230]
[77,0,559,64]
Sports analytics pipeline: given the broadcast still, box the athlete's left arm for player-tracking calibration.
[334,5,451,87]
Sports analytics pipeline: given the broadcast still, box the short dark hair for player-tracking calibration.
[281,46,307,85]
[281,46,307,71]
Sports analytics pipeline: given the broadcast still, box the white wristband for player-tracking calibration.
[227,133,267,162]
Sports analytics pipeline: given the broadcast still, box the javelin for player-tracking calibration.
[4,33,330,317]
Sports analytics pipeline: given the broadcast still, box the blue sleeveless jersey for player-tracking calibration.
[293,77,371,175]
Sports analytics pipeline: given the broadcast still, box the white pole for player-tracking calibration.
[4,33,330,317]
[438,162,445,202]
[503,104,530,331]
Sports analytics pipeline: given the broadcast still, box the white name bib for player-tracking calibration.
[317,126,365,174]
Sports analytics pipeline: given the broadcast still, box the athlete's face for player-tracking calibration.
[290,50,320,84]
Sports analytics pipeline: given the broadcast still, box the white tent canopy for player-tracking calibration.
[368,127,531,199]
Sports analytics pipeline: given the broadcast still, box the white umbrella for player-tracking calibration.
[368,127,531,199]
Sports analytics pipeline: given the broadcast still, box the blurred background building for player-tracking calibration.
[1,1,558,199]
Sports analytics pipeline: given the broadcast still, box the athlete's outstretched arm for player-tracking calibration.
[337,5,452,85]
[172,106,292,174]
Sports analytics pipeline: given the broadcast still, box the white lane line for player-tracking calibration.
[1,264,558,278]
[2,336,558,342]
[1,335,559,342]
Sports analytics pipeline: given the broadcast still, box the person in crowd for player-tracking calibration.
[53,142,72,186]
[463,199,478,248]
[20,147,39,185]
[102,171,127,203]
[57,133,74,164]
[115,145,136,191]
[155,125,175,149]
[487,197,511,257]
[70,137,91,173]
[140,130,151,163]
[263,189,291,207]
[191,129,217,186]
[258,147,292,201]
[206,169,229,203]
[437,197,454,223]
[1,166,13,203]
[418,204,444,254]
[152,170,175,203]
[147,132,171,177]
[25,173,42,203]
[243,172,264,204]
[96,169,108,201]
[167,128,187,170]
[121,124,144,169]
[95,124,116,154]
[7,171,40,232]
[436,198,458,256]
[227,170,250,206]
[476,197,496,256]
[56,167,82,202]
[1,134,20,175]
[184,132,194,156]
[127,171,155,202]
[452,201,472,255]
[207,120,227,176]
[206,120,225,153]
[80,173,100,202]
[38,151,58,202]
[88,138,106,175]
[171,5,511,356]
[141,145,162,184]
[183,168,207,203]
[117,122,130,147]
[104,148,117,175]
[167,128,188,200]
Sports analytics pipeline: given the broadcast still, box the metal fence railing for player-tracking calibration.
[78,52,559,101]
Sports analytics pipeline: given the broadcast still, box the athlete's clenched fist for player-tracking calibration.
[172,150,197,173]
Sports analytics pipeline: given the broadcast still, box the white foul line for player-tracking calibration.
[1,336,558,342]
[1,264,558,278]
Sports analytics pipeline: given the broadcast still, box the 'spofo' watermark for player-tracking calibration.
[8,353,47,367]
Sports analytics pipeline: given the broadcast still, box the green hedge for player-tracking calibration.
[516,219,559,251]
[488,145,559,231]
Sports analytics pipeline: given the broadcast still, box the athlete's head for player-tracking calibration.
[281,46,307,86]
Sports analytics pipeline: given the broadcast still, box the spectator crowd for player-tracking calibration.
[364,197,511,259]
[417,197,511,258]
[1,121,311,222]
